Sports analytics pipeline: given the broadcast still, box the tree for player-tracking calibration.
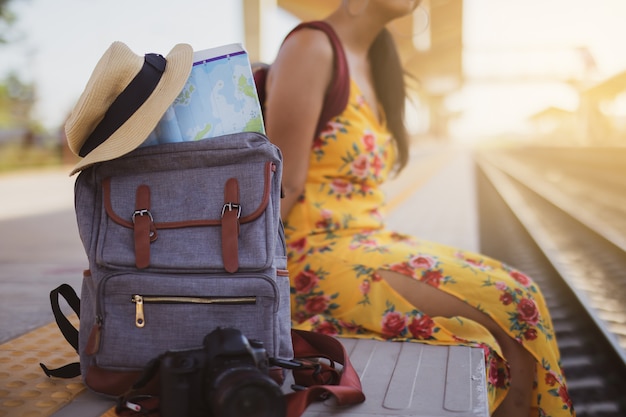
[0,72,35,126]
[0,0,16,44]
[0,1,37,131]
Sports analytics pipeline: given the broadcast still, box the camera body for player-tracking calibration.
[159,327,286,417]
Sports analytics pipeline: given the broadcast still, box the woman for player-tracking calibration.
[263,1,574,416]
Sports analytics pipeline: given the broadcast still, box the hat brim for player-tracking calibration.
[70,43,192,175]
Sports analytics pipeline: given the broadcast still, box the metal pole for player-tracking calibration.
[242,0,277,62]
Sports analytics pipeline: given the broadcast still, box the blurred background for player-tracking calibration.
[0,0,625,170]
[2,4,626,413]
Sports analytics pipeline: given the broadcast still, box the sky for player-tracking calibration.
[1,0,626,141]
[0,0,296,131]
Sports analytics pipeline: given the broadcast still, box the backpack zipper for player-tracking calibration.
[131,294,257,328]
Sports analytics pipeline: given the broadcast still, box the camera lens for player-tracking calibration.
[210,369,286,417]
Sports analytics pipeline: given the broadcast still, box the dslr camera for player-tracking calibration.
[159,327,286,417]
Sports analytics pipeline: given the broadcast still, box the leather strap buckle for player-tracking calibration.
[132,209,154,223]
[221,202,241,218]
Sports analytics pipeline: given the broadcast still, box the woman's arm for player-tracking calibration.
[264,28,335,219]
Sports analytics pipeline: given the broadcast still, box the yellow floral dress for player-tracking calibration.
[284,79,575,416]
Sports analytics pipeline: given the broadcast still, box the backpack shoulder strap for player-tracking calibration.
[39,283,82,378]
[253,20,350,140]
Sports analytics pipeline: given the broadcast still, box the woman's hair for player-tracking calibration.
[369,28,409,173]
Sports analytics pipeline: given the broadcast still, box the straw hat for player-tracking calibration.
[66,41,193,175]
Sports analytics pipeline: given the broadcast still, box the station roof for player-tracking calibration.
[581,70,626,101]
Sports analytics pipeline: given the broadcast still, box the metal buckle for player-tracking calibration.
[132,209,154,223]
[221,202,241,218]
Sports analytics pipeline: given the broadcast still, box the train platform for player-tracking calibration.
[0,143,488,417]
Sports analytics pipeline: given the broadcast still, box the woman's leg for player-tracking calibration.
[378,269,535,417]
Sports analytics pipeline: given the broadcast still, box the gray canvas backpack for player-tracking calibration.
[41,132,293,396]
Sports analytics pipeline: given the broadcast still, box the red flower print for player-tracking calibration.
[361,239,378,248]
[315,218,333,229]
[330,178,353,196]
[517,298,540,325]
[294,269,320,294]
[304,295,330,314]
[496,367,508,388]
[321,121,341,137]
[382,311,407,338]
[340,320,361,332]
[494,281,507,291]
[360,183,372,194]
[499,292,514,305]
[372,272,383,282]
[510,270,532,287]
[362,132,376,152]
[523,328,538,341]
[315,210,335,229]
[294,311,308,324]
[422,270,444,287]
[360,280,371,295]
[465,258,481,267]
[351,154,370,178]
[478,343,491,360]
[312,136,324,151]
[487,358,508,389]
[408,255,435,269]
[371,155,383,177]
[288,237,307,253]
[408,315,435,339]
[487,358,500,386]
[315,321,338,336]
[389,262,414,277]
[545,371,558,387]
[558,385,573,409]
[369,208,383,222]
[390,232,412,243]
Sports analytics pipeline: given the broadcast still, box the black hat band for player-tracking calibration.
[79,53,167,157]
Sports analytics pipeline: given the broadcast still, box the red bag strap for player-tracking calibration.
[253,20,350,140]
[286,329,365,417]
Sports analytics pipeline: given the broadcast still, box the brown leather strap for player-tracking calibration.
[221,178,240,273]
[133,185,154,269]
[102,162,276,231]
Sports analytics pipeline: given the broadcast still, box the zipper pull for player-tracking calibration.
[132,295,145,328]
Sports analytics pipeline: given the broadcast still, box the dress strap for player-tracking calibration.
[286,21,350,139]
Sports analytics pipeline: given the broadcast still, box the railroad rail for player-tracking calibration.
[475,146,626,416]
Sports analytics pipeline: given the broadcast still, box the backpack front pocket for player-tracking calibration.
[97,159,279,272]
[131,294,257,328]
[95,272,279,370]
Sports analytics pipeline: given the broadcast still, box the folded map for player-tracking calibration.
[142,43,264,147]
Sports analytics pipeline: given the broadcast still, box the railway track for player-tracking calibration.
[475,147,626,416]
